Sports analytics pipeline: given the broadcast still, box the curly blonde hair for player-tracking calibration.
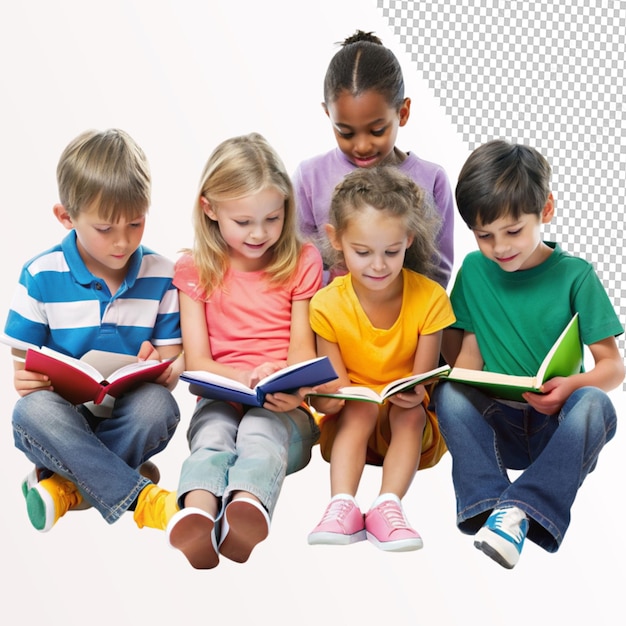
[327,166,441,281]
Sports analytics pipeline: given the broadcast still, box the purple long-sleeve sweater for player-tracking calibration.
[293,147,455,288]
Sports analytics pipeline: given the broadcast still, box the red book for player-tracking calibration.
[25,347,177,405]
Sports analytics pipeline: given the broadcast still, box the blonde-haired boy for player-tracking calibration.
[4,128,183,533]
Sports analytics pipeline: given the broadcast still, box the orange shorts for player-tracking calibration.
[317,383,447,470]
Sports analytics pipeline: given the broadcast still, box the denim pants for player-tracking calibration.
[433,382,617,552]
[13,384,180,523]
[177,398,320,518]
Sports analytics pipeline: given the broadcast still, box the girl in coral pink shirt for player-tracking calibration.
[166,133,323,569]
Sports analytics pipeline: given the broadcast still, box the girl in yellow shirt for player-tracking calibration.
[307,166,455,551]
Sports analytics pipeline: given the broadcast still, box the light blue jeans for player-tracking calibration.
[13,384,180,523]
[177,398,320,518]
[433,382,617,552]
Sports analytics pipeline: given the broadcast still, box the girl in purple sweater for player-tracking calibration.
[293,30,455,287]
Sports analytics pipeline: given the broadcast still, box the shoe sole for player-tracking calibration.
[26,485,55,532]
[22,469,40,498]
[138,461,160,485]
[307,529,367,546]
[167,508,219,569]
[219,499,269,563]
[473,528,519,569]
[366,532,423,552]
[22,470,91,512]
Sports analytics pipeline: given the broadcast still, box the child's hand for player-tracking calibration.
[389,384,426,408]
[307,380,345,415]
[522,376,573,414]
[153,365,174,387]
[309,395,345,416]
[249,362,284,388]
[137,340,160,362]
[263,391,306,413]
[311,380,340,395]
[14,368,53,396]
[136,341,180,388]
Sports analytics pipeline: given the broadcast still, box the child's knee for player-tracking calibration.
[13,390,63,431]
[562,386,617,440]
[389,403,426,432]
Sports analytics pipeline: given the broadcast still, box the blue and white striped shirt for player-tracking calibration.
[4,231,181,358]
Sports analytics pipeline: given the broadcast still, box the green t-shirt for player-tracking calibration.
[450,243,623,377]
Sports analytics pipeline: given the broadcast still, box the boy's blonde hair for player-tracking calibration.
[57,128,151,221]
[190,133,301,296]
[328,166,441,281]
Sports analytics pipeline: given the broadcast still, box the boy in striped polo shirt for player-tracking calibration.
[3,129,183,534]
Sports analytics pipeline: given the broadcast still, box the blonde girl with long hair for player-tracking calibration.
[166,133,323,569]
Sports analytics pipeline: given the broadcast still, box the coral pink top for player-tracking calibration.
[174,243,322,370]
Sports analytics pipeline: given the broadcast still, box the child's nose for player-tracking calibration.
[114,233,129,248]
[371,254,386,270]
[353,135,372,155]
[250,223,265,238]
[493,239,509,254]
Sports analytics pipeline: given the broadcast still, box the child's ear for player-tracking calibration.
[53,203,74,230]
[324,224,342,250]
[398,97,411,127]
[322,102,329,118]
[200,196,218,221]
[541,193,555,223]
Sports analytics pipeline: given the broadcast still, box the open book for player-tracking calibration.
[181,356,338,407]
[307,364,451,404]
[446,313,582,401]
[25,347,177,405]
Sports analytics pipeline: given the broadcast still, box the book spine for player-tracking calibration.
[94,386,108,405]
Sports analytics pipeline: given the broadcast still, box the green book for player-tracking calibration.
[445,313,582,402]
[307,364,451,404]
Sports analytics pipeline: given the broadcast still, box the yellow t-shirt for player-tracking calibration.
[310,269,455,391]
[309,269,456,468]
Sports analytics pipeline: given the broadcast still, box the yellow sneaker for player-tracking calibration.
[26,473,83,532]
[134,484,179,530]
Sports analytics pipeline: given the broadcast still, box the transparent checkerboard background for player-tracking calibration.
[378,0,625,385]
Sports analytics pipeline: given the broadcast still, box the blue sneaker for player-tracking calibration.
[473,507,529,569]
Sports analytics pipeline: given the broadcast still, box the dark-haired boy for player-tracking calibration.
[435,140,624,569]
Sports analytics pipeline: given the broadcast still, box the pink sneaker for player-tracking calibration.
[308,497,366,545]
[365,498,423,552]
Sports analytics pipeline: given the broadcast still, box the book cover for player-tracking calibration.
[25,347,176,405]
[307,364,451,404]
[181,356,338,407]
[445,314,582,401]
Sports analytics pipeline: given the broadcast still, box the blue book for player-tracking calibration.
[181,356,338,406]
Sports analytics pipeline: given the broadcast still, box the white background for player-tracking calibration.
[0,2,623,624]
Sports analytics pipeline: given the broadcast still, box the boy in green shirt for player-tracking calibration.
[435,140,624,568]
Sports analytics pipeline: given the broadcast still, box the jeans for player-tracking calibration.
[177,398,320,518]
[433,382,617,552]
[13,384,180,523]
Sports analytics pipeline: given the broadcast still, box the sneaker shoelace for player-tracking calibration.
[376,500,409,529]
[321,499,353,523]
[54,477,81,513]
[492,509,526,542]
